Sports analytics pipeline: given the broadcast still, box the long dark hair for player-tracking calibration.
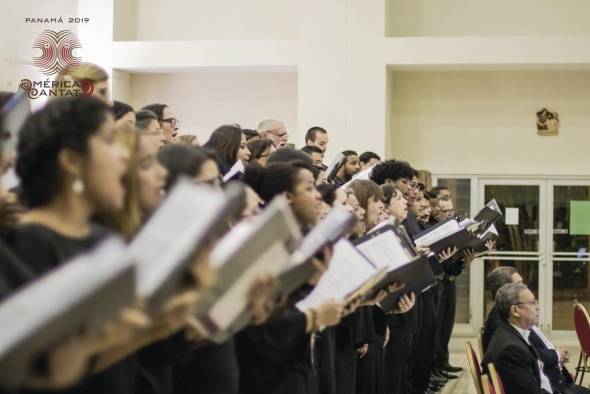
[16,96,111,208]
[203,125,243,171]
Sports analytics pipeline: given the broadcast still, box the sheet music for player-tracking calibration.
[414,219,461,247]
[356,229,413,270]
[208,242,290,330]
[223,160,245,182]
[131,180,231,299]
[297,206,355,259]
[210,222,254,269]
[479,224,499,239]
[459,218,476,229]
[296,240,379,311]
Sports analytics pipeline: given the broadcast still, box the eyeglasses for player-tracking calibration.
[515,300,539,306]
[409,182,419,190]
[161,117,179,129]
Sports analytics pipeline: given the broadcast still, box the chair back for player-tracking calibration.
[488,363,506,394]
[477,328,485,359]
[481,374,496,394]
[466,341,483,394]
[574,302,590,356]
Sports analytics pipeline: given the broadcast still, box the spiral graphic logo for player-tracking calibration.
[33,30,82,76]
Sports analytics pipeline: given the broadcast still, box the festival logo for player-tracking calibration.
[33,30,82,76]
[20,29,93,99]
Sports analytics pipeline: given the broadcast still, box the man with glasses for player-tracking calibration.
[483,268,578,394]
[257,119,289,148]
[483,283,588,394]
[142,103,179,144]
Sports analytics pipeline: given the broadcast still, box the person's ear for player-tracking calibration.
[511,305,520,318]
[384,178,394,184]
[58,148,84,179]
[284,191,294,203]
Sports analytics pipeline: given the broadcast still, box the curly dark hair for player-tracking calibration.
[369,159,416,185]
[16,96,111,208]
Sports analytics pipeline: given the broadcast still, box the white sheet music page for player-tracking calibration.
[296,239,378,311]
[131,180,224,299]
[414,220,461,247]
[356,230,412,270]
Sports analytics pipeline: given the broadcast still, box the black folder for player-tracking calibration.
[365,255,435,309]
[474,199,503,231]
[0,238,134,389]
[426,228,473,254]
[352,225,436,305]
[130,178,245,309]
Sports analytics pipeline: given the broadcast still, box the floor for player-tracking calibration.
[439,336,590,394]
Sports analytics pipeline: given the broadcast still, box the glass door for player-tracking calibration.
[477,179,548,330]
[547,181,590,336]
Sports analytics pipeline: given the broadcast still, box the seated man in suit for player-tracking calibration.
[482,266,523,351]
[482,283,588,394]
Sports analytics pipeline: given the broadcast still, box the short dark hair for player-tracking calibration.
[370,159,415,185]
[268,147,316,175]
[158,145,215,191]
[141,103,168,121]
[16,96,111,208]
[317,183,340,206]
[430,185,450,197]
[243,161,311,203]
[488,266,519,301]
[305,126,327,143]
[359,151,381,164]
[342,150,358,158]
[300,145,324,156]
[135,110,158,131]
[247,138,273,161]
[112,100,134,120]
[203,125,243,171]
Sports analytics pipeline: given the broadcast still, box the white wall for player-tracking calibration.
[114,0,297,41]
[122,71,297,143]
[386,0,590,37]
[388,70,590,176]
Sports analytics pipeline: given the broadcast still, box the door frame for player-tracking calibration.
[432,174,590,337]
[546,179,590,339]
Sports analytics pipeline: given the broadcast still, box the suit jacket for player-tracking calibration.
[482,306,502,353]
[482,322,550,394]
[483,309,570,393]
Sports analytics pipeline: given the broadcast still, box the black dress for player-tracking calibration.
[172,339,240,394]
[7,223,140,394]
[235,308,317,394]
[333,309,367,394]
[355,306,386,394]
[0,236,34,301]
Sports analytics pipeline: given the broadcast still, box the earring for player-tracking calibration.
[72,179,85,194]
